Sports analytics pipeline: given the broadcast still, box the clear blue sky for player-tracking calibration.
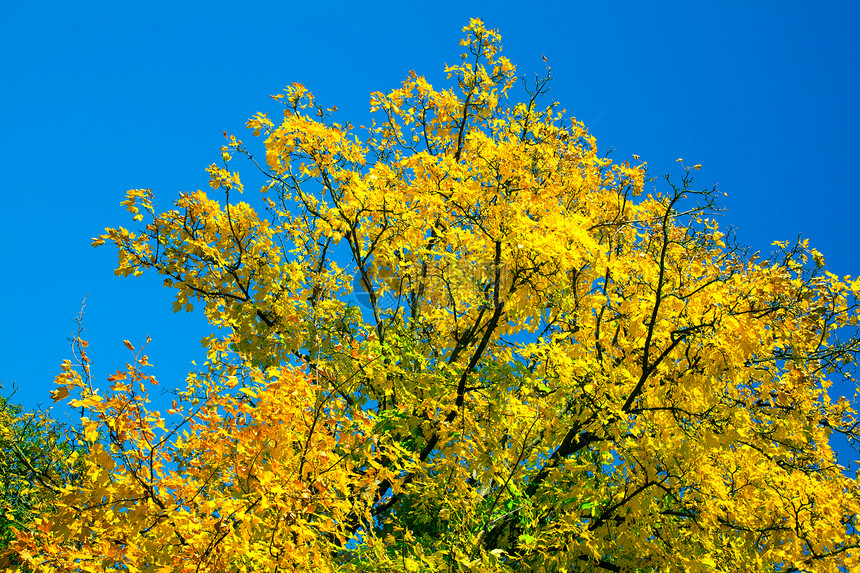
[1,1,858,464]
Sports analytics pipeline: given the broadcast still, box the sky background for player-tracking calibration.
[1,1,859,466]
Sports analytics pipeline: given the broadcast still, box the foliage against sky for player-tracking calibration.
[4,17,860,573]
[3,3,859,454]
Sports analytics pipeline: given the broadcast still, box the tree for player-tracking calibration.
[8,18,860,572]
[0,387,82,571]
[0,391,44,552]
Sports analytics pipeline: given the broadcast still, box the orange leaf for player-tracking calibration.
[37,517,51,534]
[123,340,135,351]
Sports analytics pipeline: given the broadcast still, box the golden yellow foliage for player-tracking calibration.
[7,19,860,572]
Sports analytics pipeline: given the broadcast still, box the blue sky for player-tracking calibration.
[1,1,858,465]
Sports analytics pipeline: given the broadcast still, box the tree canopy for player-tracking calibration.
[5,19,860,573]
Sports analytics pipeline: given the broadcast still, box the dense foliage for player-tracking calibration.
[0,388,82,571]
[5,19,860,572]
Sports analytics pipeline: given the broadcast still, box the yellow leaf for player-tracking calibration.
[50,386,70,403]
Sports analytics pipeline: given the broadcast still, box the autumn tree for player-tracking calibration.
[7,19,860,572]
